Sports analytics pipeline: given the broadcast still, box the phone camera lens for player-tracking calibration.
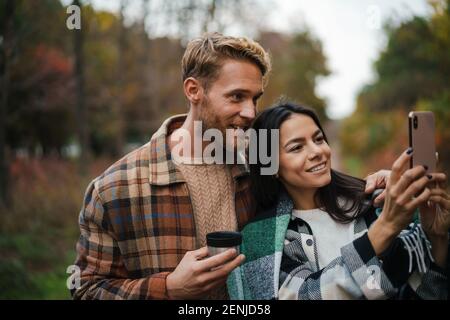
[413,116,418,129]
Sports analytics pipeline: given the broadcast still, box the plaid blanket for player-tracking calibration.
[227,192,448,300]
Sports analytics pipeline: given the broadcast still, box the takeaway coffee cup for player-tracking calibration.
[206,231,242,257]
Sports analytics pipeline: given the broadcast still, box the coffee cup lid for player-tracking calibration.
[206,231,242,248]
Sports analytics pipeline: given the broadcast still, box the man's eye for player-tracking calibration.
[231,94,243,101]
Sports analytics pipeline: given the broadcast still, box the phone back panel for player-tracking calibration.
[409,111,436,173]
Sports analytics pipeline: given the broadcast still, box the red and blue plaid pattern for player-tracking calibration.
[71,115,255,299]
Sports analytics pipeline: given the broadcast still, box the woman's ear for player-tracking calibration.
[183,77,204,105]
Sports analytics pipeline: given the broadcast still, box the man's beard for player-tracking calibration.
[198,99,241,154]
[199,98,224,134]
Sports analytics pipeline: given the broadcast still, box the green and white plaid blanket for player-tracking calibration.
[227,193,448,300]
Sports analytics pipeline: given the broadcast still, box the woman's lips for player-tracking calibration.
[306,161,327,173]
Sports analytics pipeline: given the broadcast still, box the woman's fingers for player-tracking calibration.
[429,196,450,211]
[390,165,427,198]
[431,173,448,190]
[428,187,449,199]
[428,187,450,211]
[389,148,414,186]
[396,173,431,206]
[406,187,431,212]
[427,173,448,201]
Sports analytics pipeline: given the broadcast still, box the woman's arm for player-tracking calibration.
[278,231,396,300]
[374,220,448,300]
[279,221,447,300]
[429,234,449,269]
[280,150,449,300]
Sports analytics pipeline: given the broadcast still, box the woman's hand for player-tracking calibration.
[368,148,432,255]
[419,173,450,237]
[419,172,450,268]
[380,148,433,233]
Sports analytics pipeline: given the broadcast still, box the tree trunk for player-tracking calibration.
[0,0,15,207]
[73,0,90,175]
[140,0,157,139]
[114,0,128,157]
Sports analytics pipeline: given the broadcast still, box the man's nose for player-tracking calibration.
[240,103,256,121]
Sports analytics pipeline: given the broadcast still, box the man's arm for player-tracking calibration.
[71,180,170,300]
[71,180,245,300]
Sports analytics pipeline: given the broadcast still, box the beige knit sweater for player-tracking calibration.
[176,160,237,299]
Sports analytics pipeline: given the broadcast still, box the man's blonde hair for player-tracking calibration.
[181,32,272,89]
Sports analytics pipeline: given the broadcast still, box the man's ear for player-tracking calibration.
[183,77,204,105]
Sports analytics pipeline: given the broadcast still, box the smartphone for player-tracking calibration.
[408,111,436,173]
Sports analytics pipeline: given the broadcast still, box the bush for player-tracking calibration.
[0,156,111,299]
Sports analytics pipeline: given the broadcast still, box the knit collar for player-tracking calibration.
[147,114,249,186]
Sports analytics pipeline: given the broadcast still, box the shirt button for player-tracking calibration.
[306,239,313,246]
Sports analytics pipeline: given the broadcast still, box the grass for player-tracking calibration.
[0,229,78,299]
[0,156,112,299]
[32,251,77,300]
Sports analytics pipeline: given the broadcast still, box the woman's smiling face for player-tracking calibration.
[278,113,332,192]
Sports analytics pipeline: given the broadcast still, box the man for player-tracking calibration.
[70,32,388,299]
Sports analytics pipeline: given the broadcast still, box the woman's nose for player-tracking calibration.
[307,142,323,160]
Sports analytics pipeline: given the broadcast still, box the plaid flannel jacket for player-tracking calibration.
[70,114,255,299]
[227,192,448,300]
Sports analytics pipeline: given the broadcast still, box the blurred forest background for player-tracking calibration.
[0,0,448,299]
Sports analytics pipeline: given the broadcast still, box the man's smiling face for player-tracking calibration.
[198,59,264,151]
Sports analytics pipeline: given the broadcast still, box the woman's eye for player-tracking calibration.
[316,136,324,143]
[289,145,302,152]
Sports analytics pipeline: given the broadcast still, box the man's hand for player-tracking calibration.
[365,169,391,206]
[166,246,245,299]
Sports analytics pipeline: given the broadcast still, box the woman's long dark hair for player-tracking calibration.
[250,102,371,223]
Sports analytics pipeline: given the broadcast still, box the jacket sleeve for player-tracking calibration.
[278,232,398,300]
[279,222,448,300]
[378,221,448,300]
[69,180,170,300]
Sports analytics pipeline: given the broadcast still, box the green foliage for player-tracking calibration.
[0,0,332,300]
[0,258,40,299]
[0,236,76,299]
[0,158,111,299]
[258,31,330,121]
[342,0,450,176]
[417,92,450,171]
[4,1,187,157]
[4,1,331,155]
[359,15,446,112]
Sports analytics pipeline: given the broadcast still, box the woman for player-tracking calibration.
[227,102,449,300]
